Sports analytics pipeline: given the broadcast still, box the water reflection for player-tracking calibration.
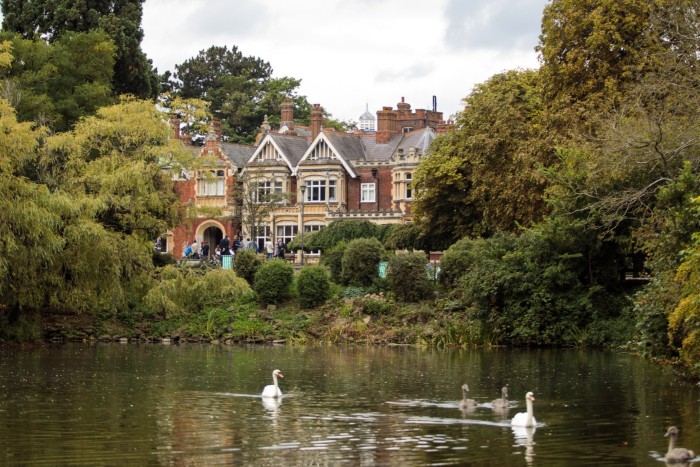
[0,344,698,465]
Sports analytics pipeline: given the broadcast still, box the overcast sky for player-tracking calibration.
[142,0,549,123]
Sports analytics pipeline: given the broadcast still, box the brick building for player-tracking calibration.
[161,98,450,259]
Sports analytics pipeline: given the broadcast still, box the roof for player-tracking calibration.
[219,142,256,167]
[268,134,310,167]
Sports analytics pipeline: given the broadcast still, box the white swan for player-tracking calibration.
[459,383,477,410]
[511,391,536,427]
[492,386,509,410]
[261,369,283,398]
[665,426,695,463]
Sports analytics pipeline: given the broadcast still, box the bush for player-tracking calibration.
[341,237,384,286]
[321,241,347,283]
[387,252,433,302]
[253,259,294,305]
[233,249,263,285]
[296,265,331,308]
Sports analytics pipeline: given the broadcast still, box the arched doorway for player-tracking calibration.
[198,221,225,259]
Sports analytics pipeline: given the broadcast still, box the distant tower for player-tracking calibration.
[358,104,376,132]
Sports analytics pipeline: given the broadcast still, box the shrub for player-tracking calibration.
[341,237,384,286]
[296,265,331,308]
[387,252,433,302]
[321,241,347,283]
[233,249,263,285]
[253,259,294,305]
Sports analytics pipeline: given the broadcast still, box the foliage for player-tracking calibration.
[387,252,433,302]
[320,241,347,283]
[0,31,116,131]
[1,0,158,98]
[413,69,554,247]
[253,259,294,305]
[446,218,631,346]
[537,0,658,107]
[171,45,309,143]
[141,266,251,319]
[296,265,331,309]
[300,220,392,251]
[383,223,431,251]
[341,238,384,287]
[233,249,262,286]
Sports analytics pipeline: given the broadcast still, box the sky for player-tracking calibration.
[144,0,548,123]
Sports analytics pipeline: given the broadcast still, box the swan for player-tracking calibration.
[665,426,695,463]
[261,369,283,398]
[511,391,536,427]
[492,386,509,410]
[459,383,477,410]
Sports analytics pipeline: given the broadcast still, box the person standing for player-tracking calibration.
[220,235,231,255]
[233,236,242,253]
[264,239,274,260]
[201,240,209,259]
[276,239,285,259]
[190,239,200,259]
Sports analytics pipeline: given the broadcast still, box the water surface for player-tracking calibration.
[0,344,697,465]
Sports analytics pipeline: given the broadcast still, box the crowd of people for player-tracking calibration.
[181,235,289,265]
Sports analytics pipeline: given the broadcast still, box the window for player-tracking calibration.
[328,180,337,201]
[197,169,225,196]
[405,173,413,200]
[304,224,324,256]
[254,179,283,203]
[276,225,298,247]
[306,179,326,202]
[361,183,376,203]
[255,225,271,253]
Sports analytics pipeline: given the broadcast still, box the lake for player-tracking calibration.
[0,343,697,465]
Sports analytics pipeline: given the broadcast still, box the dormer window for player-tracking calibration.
[197,169,225,196]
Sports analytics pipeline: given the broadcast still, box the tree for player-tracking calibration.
[413,69,555,246]
[236,171,290,246]
[0,31,116,132]
[341,238,384,287]
[1,0,158,99]
[172,45,310,143]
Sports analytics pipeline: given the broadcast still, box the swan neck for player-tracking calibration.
[526,398,534,423]
[272,373,278,388]
[668,433,676,453]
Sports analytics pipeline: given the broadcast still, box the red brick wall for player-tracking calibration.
[348,167,393,211]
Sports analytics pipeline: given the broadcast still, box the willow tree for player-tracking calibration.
[0,92,190,331]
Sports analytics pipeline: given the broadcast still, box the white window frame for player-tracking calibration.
[304,224,324,256]
[254,179,283,203]
[197,169,225,197]
[405,172,413,200]
[361,183,376,203]
[276,224,298,247]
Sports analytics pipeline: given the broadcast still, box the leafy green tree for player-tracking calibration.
[320,241,347,283]
[1,0,157,98]
[296,220,389,252]
[0,31,116,131]
[414,69,554,246]
[296,265,331,308]
[254,259,294,305]
[172,45,309,143]
[387,252,432,303]
[233,249,262,286]
[341,238,384,287]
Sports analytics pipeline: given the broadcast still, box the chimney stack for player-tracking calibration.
[281,99,294,129]
[311,104,323,140]
[212,117,222,140]
[171,114,181,140]
[376,106,397,144]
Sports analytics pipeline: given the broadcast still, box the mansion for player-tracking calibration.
[163,98,451,258]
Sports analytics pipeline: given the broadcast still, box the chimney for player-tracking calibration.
[396,96,411,115]
[212,117,222,140]
[280,99,294,129]
[376,106,397,144]
[311,104,323,140]
[171,114,181,140]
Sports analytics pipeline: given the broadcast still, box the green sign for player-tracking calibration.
[378,261,388,278]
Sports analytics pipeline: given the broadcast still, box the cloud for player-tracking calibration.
[444,0,547,52]
[375,63,434,83]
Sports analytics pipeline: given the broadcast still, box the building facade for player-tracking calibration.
[163,98,450,259]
